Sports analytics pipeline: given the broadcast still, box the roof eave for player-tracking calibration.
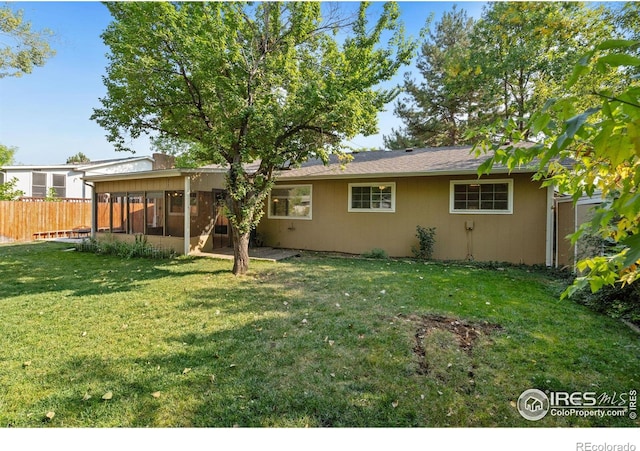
[82,167,227,183]
[274,167,537,181]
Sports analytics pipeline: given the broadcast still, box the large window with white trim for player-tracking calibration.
[268,185,312,219]
[450,179,513,214]
[348,182,395,212]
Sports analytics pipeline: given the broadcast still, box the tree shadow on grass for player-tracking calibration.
[0,242,228,301]
[25,300,417,427]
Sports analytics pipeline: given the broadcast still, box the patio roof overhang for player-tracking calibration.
[82,167,228,183]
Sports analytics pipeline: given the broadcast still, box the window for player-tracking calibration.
[111,193,127,233]
[348,182,395,212]
[52,174,66,198]
[128,193,144,234]
[145,192,164,236]
[268,185,312,219]
[168,191,184,214]
[97,193,111,231]
[0,172,4,184]
[32,172,47,197]
[450,180,513,214]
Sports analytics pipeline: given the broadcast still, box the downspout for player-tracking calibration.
[545,184,554,267]
[184,175,191,255]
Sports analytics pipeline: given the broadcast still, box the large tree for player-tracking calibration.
[385,6,479,149]
[0,5,55,78]
[92,2,415,274]
[474,38,640,295]
[470,2,616,139]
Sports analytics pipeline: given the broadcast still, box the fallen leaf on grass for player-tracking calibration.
[391,401,399,409]
[210,375,216,383]
[22,361,31,368]
[44,411,55,421]
[82,393,92,401]
[151,391,161,399]
[229,364,237,368]
[102,391,113,401]
[510,401,517,408]
[182,368,192,375]
[330,373,336,378]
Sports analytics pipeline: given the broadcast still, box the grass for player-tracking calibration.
[0,241,638,427]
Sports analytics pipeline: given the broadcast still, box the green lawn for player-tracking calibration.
[0,241,638,427]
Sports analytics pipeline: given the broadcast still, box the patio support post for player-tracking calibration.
[184,176,191,255]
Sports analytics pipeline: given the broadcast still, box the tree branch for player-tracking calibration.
[592,91,640,109]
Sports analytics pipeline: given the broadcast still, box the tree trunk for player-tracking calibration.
[231,225,251,275]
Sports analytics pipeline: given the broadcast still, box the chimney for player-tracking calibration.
[152,153,176,170]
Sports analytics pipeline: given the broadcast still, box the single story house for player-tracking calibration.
[0,154,173,200]
[84,146,562,266]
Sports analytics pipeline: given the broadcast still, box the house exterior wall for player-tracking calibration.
[92,172,228,255]
[2,159,154,199]
[555,196,603,269]
[93,176,185,194]
[258,173,548,265]
[2,168,86,198]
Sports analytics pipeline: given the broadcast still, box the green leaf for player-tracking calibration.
[477,158,495,175]
[566,53,592,88]
[555,108,600,150]
[595,39,640,50]
[621,234,640,267]
[597,53,640,68]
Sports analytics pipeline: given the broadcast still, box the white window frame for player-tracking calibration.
[348,182,396,213]
[449,179,513,215]
[52,174,66,198]
[268,184,313,220]
[31,172,47,198]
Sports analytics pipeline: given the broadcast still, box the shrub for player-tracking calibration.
[75,235,176,259]
[571,282,640,325]
[362,248,388,259]
[412,225,436,260]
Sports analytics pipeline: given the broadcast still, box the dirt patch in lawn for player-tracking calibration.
[400,314,502,376]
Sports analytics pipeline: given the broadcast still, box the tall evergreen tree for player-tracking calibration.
[385,6,478,149]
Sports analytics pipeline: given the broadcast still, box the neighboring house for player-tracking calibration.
[0,155,161,200]
[84,146,563,266]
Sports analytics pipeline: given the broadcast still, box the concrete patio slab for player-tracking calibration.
[191,247,300,262]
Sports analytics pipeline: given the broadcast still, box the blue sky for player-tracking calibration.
[0,2,486,165]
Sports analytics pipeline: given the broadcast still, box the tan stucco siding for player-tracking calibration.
[258,173,548,264]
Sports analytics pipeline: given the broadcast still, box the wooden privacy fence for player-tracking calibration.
[0,199,92,242]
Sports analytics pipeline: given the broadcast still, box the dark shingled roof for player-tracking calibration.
[274,145,536,180]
